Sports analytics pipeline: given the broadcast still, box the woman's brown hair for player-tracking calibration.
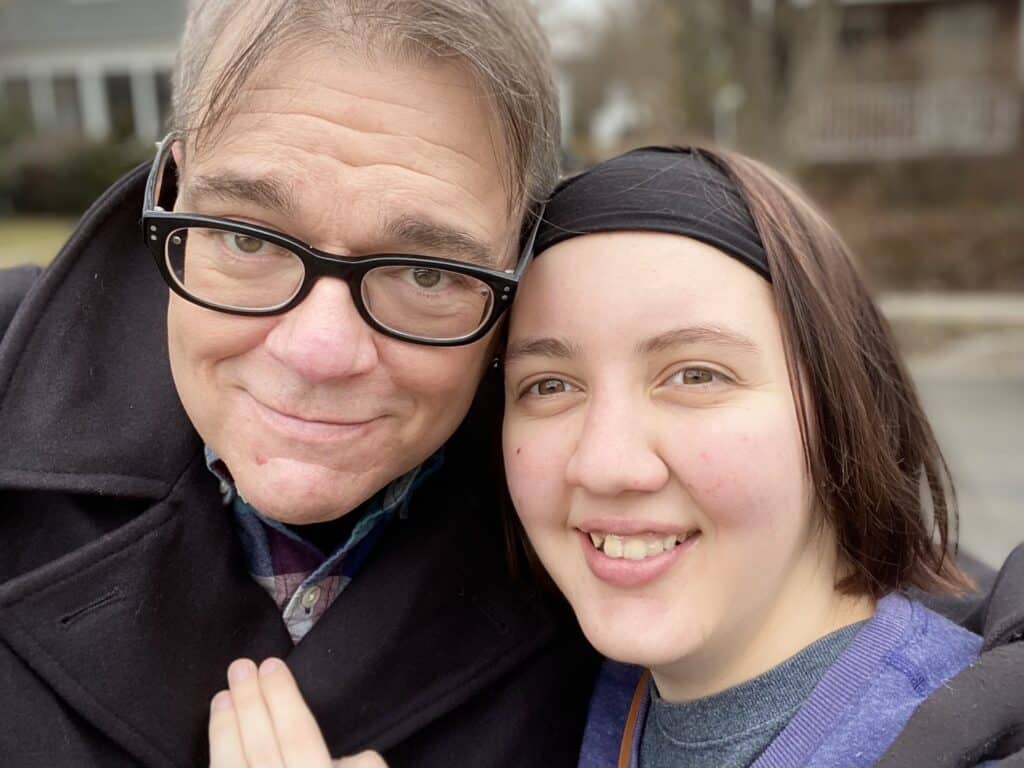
[698,147,970,597]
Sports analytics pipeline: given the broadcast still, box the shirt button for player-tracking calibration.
[301,586,322,609]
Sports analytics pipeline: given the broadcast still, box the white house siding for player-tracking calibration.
[0,0,185,141]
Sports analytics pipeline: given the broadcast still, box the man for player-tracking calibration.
[1,3,1022,768]
[0,2,596,766]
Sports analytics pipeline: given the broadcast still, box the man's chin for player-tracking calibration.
[232,459,382,524]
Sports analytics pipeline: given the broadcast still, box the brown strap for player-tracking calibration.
[617,669,651,768]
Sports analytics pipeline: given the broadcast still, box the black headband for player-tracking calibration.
[534,147,771,281]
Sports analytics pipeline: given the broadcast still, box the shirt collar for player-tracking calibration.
[204,445,444,535]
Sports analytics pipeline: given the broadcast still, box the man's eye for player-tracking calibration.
[412,268,444,288]
[527,378,575,396]
[223,233,266,254]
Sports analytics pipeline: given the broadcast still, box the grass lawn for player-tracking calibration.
[0,217,77,269]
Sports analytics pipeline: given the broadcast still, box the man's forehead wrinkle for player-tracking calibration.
[245,82,434,120]
[194,136,498,239]
[238,75,491,171]
[233,135,494,219]
[223,107,489,183]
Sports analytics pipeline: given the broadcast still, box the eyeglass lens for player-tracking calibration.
[165,226,495,340]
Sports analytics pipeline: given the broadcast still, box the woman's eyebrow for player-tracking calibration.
[504,337,580,365]
[637,326,760,356]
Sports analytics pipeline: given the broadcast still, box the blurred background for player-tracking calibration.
[1,0,1021,569]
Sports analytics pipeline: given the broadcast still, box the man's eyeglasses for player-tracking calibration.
[141,134,541,346]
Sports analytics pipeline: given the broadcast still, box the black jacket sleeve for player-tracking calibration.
[875,544,1024,767]
[0,265,42,340]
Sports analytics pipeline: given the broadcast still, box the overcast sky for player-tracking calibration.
[537,0,616,57]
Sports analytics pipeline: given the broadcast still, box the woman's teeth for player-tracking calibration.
[587,532,695,560]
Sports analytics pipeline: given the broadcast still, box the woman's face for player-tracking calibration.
[502,232,852,700]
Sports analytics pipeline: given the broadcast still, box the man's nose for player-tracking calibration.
[564,392,669,496]
[263,277,380,383]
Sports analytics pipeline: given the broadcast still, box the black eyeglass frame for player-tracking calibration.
[141,133,542,347]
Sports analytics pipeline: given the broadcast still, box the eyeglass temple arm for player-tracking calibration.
[513,203,545,280]
[143,133,177,213]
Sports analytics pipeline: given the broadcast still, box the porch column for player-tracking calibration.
[79,64,110,140]
[130,67,161,141]
[28,70,57,132]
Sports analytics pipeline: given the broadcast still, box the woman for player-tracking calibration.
[207,146,984,767]
[499,146,977,767]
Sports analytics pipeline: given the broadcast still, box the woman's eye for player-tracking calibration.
[669,367,723,386]
[527,378,575,396]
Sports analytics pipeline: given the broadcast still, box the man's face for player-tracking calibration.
[167,44,514,524]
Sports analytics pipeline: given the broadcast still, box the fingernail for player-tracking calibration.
[228,658,256,684]
[259,657,284,677]
[211,690,232,712]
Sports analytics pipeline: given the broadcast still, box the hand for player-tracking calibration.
[209,657,388,768]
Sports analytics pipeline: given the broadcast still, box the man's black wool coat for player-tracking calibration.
[0,166,599,767]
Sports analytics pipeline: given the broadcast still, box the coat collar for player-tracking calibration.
[0,451,563,767]
[0,456,292,767]
[0,164,198,498]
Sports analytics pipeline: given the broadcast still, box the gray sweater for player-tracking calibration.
[639,621,863,768]
[578,593,982,768]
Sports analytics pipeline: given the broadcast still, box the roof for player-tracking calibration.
[0,0,185,54]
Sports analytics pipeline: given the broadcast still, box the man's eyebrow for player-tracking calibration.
[186,174,297,217]
[638,326,760,356]
[504,337,580,365]
[383,215,500,268]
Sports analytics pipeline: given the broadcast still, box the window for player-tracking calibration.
[104,72,134,140]
[3,77,33,130]
[54,76,83,134]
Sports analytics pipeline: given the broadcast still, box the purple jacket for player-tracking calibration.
[579,593,981,768]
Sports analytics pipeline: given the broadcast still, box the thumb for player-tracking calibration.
[333,750,389,768]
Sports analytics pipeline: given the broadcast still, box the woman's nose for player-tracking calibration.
[564,393,669,496]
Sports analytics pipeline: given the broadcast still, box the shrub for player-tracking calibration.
[0,137,152,216]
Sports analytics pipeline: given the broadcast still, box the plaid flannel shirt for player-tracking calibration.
[207,448,442,643]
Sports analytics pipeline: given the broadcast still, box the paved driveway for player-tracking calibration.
[907,328,1024,570]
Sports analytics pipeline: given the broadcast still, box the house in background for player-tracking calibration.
[0,0,186,142]
[788,0,1024,161]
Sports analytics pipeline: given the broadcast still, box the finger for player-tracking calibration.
[257,657,332,767]
[209,690,247,768]
[227,657,285,768]
[334,751,389,768]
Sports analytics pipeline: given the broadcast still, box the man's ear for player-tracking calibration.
[171,141,185,170]
[167,140,186,211]
[171,141,186,190]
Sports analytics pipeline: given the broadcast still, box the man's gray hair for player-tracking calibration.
[171,0,560,211]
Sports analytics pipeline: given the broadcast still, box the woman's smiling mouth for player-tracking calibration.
[586,530,701,560]
[577,526,702,587]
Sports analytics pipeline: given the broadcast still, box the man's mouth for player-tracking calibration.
[247,392,383,440]
[585,530,701,561]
